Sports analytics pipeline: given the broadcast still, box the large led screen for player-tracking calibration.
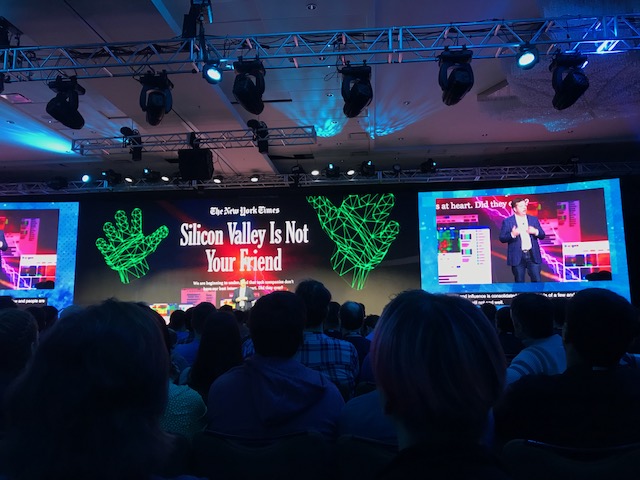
[418,179,630,303]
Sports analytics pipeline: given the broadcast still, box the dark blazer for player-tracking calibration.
[0,230,8,254]
[232,286,255,311]
[499,214,545,266]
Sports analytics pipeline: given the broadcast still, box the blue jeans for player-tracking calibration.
[512,250,542,282]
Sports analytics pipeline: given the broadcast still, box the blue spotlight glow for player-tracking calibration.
[0,102,79,155]
[203,64,223,84]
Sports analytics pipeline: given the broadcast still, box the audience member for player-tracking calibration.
[550,296,568,336]
[0,309,38,431]
[324,301,342,339]
[0,299,200,480]
[372,290,509,479]
[340,301,371,366]
[495,288,640,447]
[495,306,524,360]
[480,302,498,323]
[207,291,344,439]
[338,389,397,445]
[232,309,250,341]
[173,302,216,367]
[363,314,379,340]
[168,309,190,344]
[0,296,17,310]
[24,306,46,333]
[137,304,208,441]
[183,311,243,399]
[505,293,565,386]
[293,279,359,398]
[42,305,59,331]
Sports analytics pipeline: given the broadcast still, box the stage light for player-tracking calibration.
[213,175,223,184]
[392,163,402,176]
[340,64,373,118]
[161,174,171,182]
[143,168,162,183]
[420,159,437,173]
[250,174,260,183]
[120,126,143,161]
[516,44,539,70]
[247,119,269,153]
[46,76,86,130]
[101,169,123,186]
[233,59,266,115]
[325,163,340,178]
[550,52,589,110]
[360,160,375,177]
[438,47,474,106]
[81,174,91,183]
[346,168,356,176]
[138,71,173,126]
[124,176,135,183]
[311,169,320,176]
[203,62,223,84]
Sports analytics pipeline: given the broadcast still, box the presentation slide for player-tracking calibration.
[419,179,630,304]
[0,202,79,309]
[74,192,420,314]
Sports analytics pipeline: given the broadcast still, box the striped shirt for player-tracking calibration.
[506,334,566,386]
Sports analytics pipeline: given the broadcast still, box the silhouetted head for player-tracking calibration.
[295,279,331,328]
[1,299,172,480]
[510,293,555,339]
[372,290,505,442]
[564,288,640,368]
[250,291,306,358]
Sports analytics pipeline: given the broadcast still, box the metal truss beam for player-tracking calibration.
[1,14,639,82]
[1,161,638,196]
[72,126,317,156]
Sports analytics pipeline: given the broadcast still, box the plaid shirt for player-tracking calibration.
[293,331,359,392]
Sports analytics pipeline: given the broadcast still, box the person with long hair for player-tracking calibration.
[372,290,509,479]
[185,311,244,399]
[0,299,201,480]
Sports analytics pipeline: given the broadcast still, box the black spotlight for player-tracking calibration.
[392,163,402,176]
[120,126,143,161]
[101,169,122,186]
[360,160,376,177]
[46,76,86,129]
[138,71,174,126]
[325,163,340,179]
[550,52,589,110]
[143,168,162,183]
[420,159,437,173]
[247,119,269,153]
[341,64,373,118]
[438,47,474,106]
[233,60,266,115]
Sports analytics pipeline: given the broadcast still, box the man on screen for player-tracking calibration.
[232,277,256,312]
[0,229,8,259]
[499,198,546,283]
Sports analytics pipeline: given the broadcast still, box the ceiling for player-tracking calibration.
[1,0,639,187]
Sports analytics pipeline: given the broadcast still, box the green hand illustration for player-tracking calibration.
[307,193,400,290]
[96,207,169,284]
